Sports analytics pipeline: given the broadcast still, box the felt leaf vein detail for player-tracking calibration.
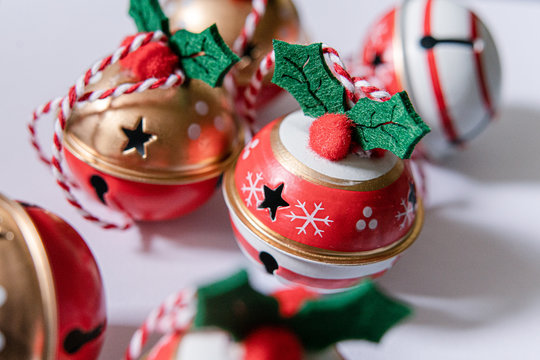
[347,91,430,159]
[170,25,240,87]
[281,55,327,113]
[272,41,346,118]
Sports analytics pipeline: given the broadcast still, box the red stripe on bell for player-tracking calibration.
[471,13,495,120]
[424,0,460,144]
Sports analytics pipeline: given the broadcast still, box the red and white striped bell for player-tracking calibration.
[0,194,106,359]
[360,0,501,158]
[223,111,424,293]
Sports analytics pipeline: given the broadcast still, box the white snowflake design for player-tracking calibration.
[395,198,415,229]
[285,201,334,237]
[241,172,264,207]
[242,138,260,160]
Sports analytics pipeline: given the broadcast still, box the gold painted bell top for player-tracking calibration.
[0,195,57,359]
[64,63,244,184]
[163,0,302,84]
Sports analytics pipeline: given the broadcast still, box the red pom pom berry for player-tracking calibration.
[243,326,303,360]
[120,37,179,80]
[309,113,354,161]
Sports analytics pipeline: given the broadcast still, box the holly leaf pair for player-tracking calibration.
[272,40,430,159]
[129,0,239,87]
[194,270,411,350]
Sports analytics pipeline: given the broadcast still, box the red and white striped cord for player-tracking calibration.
[241,50,275,125]
[30,31,186,230]
[225,0,269,99]
[232,0,268,56]
[239,44,392,127]
[125,288,197,360]
[322,45,392,104]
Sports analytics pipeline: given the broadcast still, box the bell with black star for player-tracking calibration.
[0,193,106,359]
[163,0,306,108]
[64,61,244,221]
[223,40,430,293]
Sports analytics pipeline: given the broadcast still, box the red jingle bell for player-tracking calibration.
[0,194,106,359]
[359,0,501,158]
[223,112,424,292]
[223,40,429,292]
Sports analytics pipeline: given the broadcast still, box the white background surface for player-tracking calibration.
[1,0,539,359]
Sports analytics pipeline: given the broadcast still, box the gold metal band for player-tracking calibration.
[223,166,424,265]
[64,128,245,185]
[0,195,57,359]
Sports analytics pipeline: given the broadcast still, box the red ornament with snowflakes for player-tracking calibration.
[223,111,424,292]
[0,194,106,360]
[359,0,501,158]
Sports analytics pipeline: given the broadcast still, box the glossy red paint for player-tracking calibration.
[23,205,106,360]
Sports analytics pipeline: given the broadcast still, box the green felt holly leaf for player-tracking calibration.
[193,270,282,340]
[346,91,430,159]
[287,280,412,351]
[272,40,346,118]
[169,24,240,87]
[129,0,170,35]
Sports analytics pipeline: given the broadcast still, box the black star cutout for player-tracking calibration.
[121,118,155,158]
[258,183,289,221]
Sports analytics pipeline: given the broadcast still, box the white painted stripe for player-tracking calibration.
[230,209,396,279]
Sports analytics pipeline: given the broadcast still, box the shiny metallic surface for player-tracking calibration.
[163,0,302,84]
[223,163,424,265]
[0,195,57,360]
[64,63,244,184]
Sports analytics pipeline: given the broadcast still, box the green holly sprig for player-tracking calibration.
[272,40,430,159]
[193,270,411,350]
[129,0,240,87]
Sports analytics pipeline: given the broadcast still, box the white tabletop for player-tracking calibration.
[1,0,539,359]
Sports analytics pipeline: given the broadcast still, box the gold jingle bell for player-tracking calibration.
[63,62,244,221]
[163,0,303,86]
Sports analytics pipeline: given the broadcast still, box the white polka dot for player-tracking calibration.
[369,219,378,230]
[363,207,373,218]
[0,285,6,307]
[4,232,13,241]
[195,101,209,116]
[356,220,366,231]
[214,116,225,132]
[0,332,5,352]
[188,124,202,140]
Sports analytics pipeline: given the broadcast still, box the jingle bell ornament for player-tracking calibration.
[64,61,243,221]
[125,270,411,360]
[0,194,106,360]
[163,0,305,107]
[32,0,243,226]
[360,0,501,158]
[224,41,429,292]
